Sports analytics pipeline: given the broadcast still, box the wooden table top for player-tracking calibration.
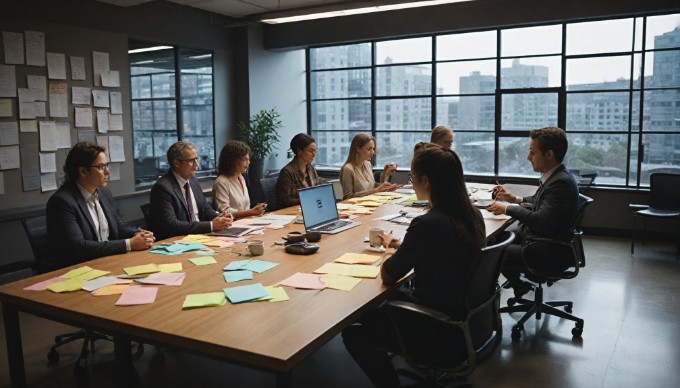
[0,192,529,373]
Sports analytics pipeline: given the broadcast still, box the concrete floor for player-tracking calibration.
[1,236,679,387]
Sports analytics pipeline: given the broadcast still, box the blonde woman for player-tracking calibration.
[339,134,398,199]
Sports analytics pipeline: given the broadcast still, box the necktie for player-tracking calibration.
[92,193,109,242]
[184,182,195,222]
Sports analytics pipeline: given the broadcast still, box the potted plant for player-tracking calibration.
[237,108,282,201]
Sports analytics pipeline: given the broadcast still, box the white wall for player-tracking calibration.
[247,25,307,172]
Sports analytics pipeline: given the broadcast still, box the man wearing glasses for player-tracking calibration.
[46,142,155,266]
[148,141,232,240]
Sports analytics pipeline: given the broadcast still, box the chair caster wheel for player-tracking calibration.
[511,326,522,341]
[47,349,60,364]
[572,326,583,337]
[507,298,516,307]
[565,306,572,313]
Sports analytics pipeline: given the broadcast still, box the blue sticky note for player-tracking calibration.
[223,260,250,271]
[177,242,206,252]
[245,260,279,273]
[223,270,253,283]
[223,283,268,304]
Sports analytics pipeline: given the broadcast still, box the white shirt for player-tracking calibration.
[76,183,131,251]
[172,171,200,222]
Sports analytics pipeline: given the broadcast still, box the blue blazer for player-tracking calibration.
[148,172,219,240]
[46,181,137,266]
[505,164,579,241]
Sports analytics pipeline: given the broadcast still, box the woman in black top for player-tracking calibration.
[342,142,486,388]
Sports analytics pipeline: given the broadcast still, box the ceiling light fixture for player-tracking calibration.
[128,45,173,54]
[260,0,473,25]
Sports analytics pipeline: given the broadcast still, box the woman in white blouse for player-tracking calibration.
[212,140,266,219]
[340,134,399,199]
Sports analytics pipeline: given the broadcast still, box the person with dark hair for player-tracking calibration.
[339,133,399,199]
[342,142,486,388]
[275,133,324,207]
[430,125,454,149]
[212,140,266,219]
[487,126,578,297]
[46,142,155,265]
[148,141,232,240]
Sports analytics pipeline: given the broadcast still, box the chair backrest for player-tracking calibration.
[523,194,593,280]
[21,215,51,273]
[260,177,280,212]
[140,203,151,228]
[649,173,680,211]
[382,231,515,376]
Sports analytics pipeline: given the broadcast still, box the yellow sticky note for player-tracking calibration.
[92,284,129,296]
[189,256,217,266]
[314,263,380,278]
[182,292,226,309]
[358,201,382,207]
[335,253,380,265]
[323,274,362,291]
[158,263,183,273]
[74,269,110,281]
[123,264,160,276]
[264,286,289,302]
[180,234,213,242]
[360,195,389,202]
[62,266,94,279]
[47,278,84,293]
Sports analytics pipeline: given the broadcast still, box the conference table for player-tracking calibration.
[0,183,534,387]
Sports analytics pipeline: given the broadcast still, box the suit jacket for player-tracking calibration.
[505,164,579,242]
[148,172,219,240]
[46,181,137,266]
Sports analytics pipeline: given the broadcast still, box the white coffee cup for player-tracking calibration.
[369,227,384,248]
[248,240,264,256]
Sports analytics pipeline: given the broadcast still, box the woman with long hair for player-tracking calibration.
[212,140,266,219]
[342,142,486,388]
[339,134,399,199]
[275,133,324,207]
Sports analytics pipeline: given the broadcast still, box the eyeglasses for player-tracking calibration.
[90,163,110,171]
[180,158,199,165]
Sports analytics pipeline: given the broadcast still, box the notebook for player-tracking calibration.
[298,184,360,234]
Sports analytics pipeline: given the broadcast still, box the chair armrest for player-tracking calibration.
[629,204,648,211]
[383,300,453,322]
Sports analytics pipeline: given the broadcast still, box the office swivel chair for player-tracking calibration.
[21,215,142,375]
[500,194,593,341]
[630,173,680,260]
[382,231,515,387]
[140,203,151,228]
[260,177,280,211]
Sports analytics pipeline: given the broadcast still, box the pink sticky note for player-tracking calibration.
[24,277,64,291]
[278,273,325,290]
[115,286,158,306]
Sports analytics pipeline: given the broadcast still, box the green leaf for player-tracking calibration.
[237,108,282,159]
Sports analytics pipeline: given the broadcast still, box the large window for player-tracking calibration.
[308,13,680,187]
[130,42,215,190]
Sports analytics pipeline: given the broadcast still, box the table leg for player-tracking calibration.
[276,371,292,388]
[2,303,26,387]
[113,336,139,387]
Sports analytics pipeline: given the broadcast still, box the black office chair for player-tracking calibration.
[140,203,151,228]
[260,177,280,211]
[500,194,593,341]
[382,231,515,386]
[630,173,680,260]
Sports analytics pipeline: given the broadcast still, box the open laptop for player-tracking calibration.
[298,184,361,234]
[208,226,262,237]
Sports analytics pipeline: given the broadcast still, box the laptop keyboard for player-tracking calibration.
[221,227,250,236]
[315,220,352,232]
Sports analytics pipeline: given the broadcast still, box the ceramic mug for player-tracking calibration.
[248,240,264,256]
[369,227,384,248]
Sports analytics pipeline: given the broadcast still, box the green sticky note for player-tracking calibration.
[189,256,217,266]
[74,269,110,281]
[182,292,226,309]
[62,266,94,279]
[123,263,160,276]
[47,278,84,293]
[158,263,183,273]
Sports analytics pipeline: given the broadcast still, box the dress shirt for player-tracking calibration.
[505,164,561,212]
[76,182,131,251]
[172,171,214,231]
[212,174,250,216]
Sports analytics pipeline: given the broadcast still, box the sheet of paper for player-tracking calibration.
[109,91,122,114]
[71,86,91,105]
[115,285,158,306]
[34,101,46,117]
[182,292,226,309]
[82,276,131,292]
[70,56,86,80]
[224,270,253,283]
[46,278,84,293]
[158,263,183,273]
[61,266,94,278]
[314,263,380,279]
[3,32,24,65]
[278,273,325,290]
[40,173,57,192]
[46,52,66,79]
[25,30,45,67]
[77,129,95,143]
[0,99,12,117]
[17,88,35,119]
[75,107,93,128]
[55,122,71,149]
[223,283,269,304]
[73,268,110,281]
[109,114,123,131]
[39,152,56,173]
[108,135,124,162]
[480,209,511,220]
[101,70,120,87]
[27,75,46,101]
[96,109,109,133]
[48,82,68,118]
[245,259,279,273]
[92,51,109,87]
[0,65,17,97]
[0,122,19,146]
[136,272,185,286]
[123,263,160,276]
[19,120,37,133]
[23,277,63,291]
[93,90,109,108]
[92,284,129,296]
[0,145,20,170]
[322,274,362,291]
[261,286,289,302]
[189,256,217,266]
[39,121,57,151]
[22,167,40,191]
[334,252,380,265]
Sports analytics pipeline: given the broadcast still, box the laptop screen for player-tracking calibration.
[298,184,339,230]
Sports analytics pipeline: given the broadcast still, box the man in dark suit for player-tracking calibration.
[46,142,155,266]
[487,127,579,297]
[148,141,232,240]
